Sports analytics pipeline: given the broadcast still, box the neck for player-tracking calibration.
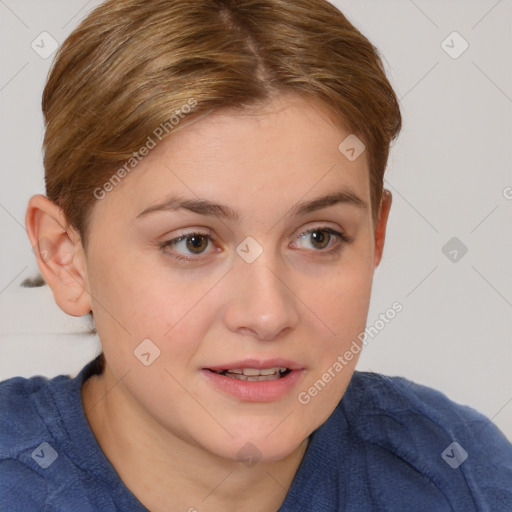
[81,365,308,512]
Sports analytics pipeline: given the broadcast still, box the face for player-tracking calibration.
[83,93,380,462]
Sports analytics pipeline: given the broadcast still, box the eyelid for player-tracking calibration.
[159,229,217,261]
[291,226,350,251]
[294,222,350,241]
[163,228,214,243]
[160,224,351,262]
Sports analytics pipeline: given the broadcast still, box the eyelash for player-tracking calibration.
[159,226,351,263]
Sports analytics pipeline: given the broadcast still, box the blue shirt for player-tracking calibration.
[1,356,511,511]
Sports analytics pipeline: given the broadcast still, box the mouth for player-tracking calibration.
[202,359,304,402]
[206,367,292,381]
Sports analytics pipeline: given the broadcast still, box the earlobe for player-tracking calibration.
[374,189,392,268]
[25,194,91,316]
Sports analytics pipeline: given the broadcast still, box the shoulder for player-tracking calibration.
[342,370,512,455]
[344,370,497,426]
[0,375,59,455]
[0,369,121,512]
[0,457,49,511]
[336,371,512,509]
[0,374,65,510]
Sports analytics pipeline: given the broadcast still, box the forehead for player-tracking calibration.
[90,93,370,225]
[164,93,360,171]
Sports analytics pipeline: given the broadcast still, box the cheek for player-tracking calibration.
[86,242,171,330]
[312,253,374,339]
[85,245,221,368]
[293,267,371,431]
[84,243,163,367]
[299,247,374,393]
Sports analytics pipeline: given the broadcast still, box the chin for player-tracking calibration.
[219,425,309,464]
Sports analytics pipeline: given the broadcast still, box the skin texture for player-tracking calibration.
[26,93,392,512]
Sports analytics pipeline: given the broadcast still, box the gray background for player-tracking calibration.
[1,0,511,440]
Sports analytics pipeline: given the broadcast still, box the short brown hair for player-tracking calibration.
[42,0,401,245]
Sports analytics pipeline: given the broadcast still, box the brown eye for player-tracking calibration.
[293,226,350,255]
[309,229,331,250]
[160,231,215,261]
[185,235,209,254]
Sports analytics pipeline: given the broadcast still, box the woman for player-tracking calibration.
[1,0,511,510]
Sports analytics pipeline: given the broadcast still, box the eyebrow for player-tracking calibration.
[136,188,367,221]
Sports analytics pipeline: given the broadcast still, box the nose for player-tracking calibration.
[222,251,300,341]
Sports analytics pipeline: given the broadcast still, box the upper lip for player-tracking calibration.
[205,358,304,371]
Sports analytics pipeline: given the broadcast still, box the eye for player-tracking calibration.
[160,226,350,263]
[160,231,216,261]
[293,226,350,254]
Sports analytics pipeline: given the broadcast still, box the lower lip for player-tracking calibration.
[201,369,304,402]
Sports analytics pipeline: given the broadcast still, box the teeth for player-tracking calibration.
[259,368,278,376]
[227,373,281,381]
[243,368,264,376]
[245,374,281,381]
[213,367,289,381]
[241,367,286,376]
[229,374,248,380]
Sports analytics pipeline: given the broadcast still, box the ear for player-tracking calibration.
[374,189,392,268]
[25,194,91,316]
